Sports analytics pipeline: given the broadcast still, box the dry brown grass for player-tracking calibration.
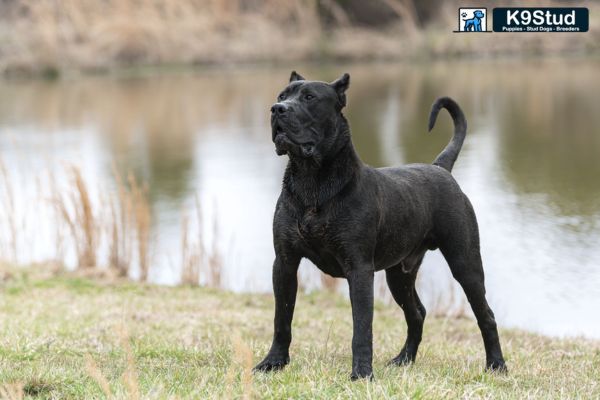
[0,0,323,75]
[127,174,151,282]
[0,157,468,315]
[84,354,112,398]
[0,161,219,287]
[180,217,199,286]
[108,167,134,277]
[119,327,141,400]
[206,204,223,287]
[181,196,204,286]
[0,383,24,400]
[229,334,254,400]
[1,276,599,398]
[104,169,153,281]
[84,327,141,400]
[181,196,222,287]
[52,166,98,269]
[0,159,18,262]
[321,274,339,292]
[0,0,596,75]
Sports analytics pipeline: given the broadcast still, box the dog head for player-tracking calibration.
[473,10,484,18]
[271,71,350,162]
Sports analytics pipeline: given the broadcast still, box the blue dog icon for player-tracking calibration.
[463,10,485,31]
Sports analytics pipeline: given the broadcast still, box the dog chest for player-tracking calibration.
[294,208,346,277]
[296,207,328,242]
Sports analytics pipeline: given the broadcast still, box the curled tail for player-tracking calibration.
[427,97,467,173]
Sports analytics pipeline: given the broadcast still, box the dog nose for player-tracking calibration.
[271,103,288,115]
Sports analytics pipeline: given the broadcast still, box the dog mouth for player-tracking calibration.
[273,125,315,158]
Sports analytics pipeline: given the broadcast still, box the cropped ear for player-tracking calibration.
[289,70,305,82]
[330,73,350,108]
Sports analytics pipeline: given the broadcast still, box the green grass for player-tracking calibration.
[1,271,599,399]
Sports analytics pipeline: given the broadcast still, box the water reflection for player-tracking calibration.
[0,59,599,338]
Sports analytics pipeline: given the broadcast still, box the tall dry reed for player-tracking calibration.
[84,355,112,398]
[108,168,133,277]
[181,196,221,287]
[127,174,151,282]
[181,214,201,286]
[52,166,98,269]
[46,164,219,286]
[207,203,222,287]
[105,169,151,281]
[0,159,18,262]
[226,334,254,400]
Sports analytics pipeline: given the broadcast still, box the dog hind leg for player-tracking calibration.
[437,206,507,371]
[385,252,426,366]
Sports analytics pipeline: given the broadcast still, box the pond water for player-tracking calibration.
[0,58,599,338]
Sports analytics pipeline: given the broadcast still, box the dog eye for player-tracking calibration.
[277,93,286,101]
[304,94,315,101]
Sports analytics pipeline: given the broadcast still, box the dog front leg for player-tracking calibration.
[254,255,300,372]
[347,268,375,380]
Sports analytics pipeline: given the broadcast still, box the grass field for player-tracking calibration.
[1,269,599,399]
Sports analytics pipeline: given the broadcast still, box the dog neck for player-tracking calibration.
[283,117,362,210]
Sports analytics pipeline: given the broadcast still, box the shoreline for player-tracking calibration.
[3,48,599,81]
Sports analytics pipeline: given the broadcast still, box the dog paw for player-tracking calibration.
[253,354,289,373]
[387,351,415,367]
[486,359,508,373]
[350,366,374,381]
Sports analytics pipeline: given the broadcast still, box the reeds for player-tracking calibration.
[0,0,324,75]
[0,159,18,262]
[181,196,221,287]
[0,159,469,318]
[108,169,134,277]
[0,161,220,287]
[52,166,98,269]
[206,206,222,287]
[105,170,152,281]
[52,166,150,275]
[180,197,203,286]
[128,175,151,282]
[1,0,595,75]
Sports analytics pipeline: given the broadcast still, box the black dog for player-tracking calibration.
[254,71,506,380]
